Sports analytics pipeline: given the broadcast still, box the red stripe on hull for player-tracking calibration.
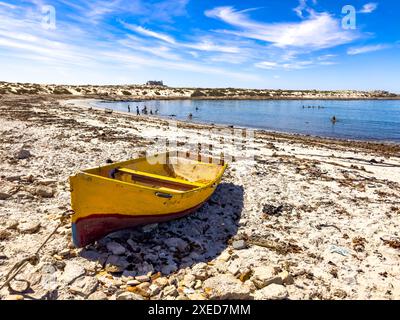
[72,203,204,247]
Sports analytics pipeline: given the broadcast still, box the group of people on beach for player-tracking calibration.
[127,104,158,116]
[126,104,197,120]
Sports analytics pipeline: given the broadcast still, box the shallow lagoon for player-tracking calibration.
[94,99,400,143]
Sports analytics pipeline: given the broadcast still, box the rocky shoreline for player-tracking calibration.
[1,94,400,300]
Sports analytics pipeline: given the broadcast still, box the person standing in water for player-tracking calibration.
[136,106,140,115]
[128,105,131,113]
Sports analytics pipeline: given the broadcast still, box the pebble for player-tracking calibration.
[0,192,11,200]
[194,280,202,290]
[227,261,240,276]
[69,276,99,297]
[203,274,252,299]
[134,282,151,297]
[106,241,126,255]
[17,221,41,234]
[149,283,161,296]
[15,149,31,159]
[87,291,108,300]
[253,284,288,300]
[116,292,144,300]
[105,255,129,272]
[0,229,11,240]
[127,279,140,286]
[183,274,196,288]
[191,262,208,280]
[278,271,294,285]
[251,266,283,289]
[163,285,178,297]
[154,277,169,289]
[135,275,150,283]
[232,240,247,250]
[217,251,231,262]
[35,186,54,198]
[188,293,207,300]
[164,237,189,252]
[60,262,86,284]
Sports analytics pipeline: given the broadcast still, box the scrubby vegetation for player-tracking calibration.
[191,89,206,97]
[52,88,72,95]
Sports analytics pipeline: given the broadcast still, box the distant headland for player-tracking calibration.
[0,81,399,100]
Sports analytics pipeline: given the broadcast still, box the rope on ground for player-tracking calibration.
[0,211,72,292]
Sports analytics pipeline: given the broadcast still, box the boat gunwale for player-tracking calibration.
[71,152,228,196]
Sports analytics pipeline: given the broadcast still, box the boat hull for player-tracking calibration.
[72,202,204,247]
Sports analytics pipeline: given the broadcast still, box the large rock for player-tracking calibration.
[251,266,283,289]
[252,284,288,300]
[60,262,86,284]
[69,276,99,297]
[203,274,252,300]
[106,241,126,255]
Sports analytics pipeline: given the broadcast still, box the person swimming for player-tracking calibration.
[331,116,337,124]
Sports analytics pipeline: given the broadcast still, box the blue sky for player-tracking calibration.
[0,0,399,92]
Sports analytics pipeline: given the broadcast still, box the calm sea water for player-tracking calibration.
[94,99,400,143]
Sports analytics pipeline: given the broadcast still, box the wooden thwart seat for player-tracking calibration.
[116,167,204,191]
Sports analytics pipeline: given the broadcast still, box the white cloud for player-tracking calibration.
[254,61,278,69]
[347,44,388,55]
[121,22,241,54]
[359,3,378,14]
[121,23,176,44]
[205,6,359,50]
[184,40,239,53]
[0,1,17,9]
[255,54,336,70]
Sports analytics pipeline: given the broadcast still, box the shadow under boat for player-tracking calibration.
[80,182,244,276]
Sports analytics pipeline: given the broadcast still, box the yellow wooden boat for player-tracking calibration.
[70,151,227,247]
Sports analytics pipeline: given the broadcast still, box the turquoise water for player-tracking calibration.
[94,99,400,143]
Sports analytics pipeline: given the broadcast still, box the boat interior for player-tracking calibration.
[84,152,226,193]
